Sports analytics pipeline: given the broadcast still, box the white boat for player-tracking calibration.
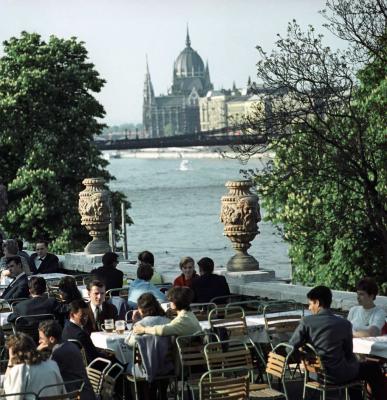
[179,159,191,171]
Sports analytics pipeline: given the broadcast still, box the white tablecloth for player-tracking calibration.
[353,336,387,359]
[77,285,89,299]
[91,330,133,364]
[35,273,71,281]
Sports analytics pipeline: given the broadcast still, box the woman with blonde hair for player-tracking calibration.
[173,256,198,288]
[4,333,65,399]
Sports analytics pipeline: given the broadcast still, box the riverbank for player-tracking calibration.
[102,147,275,160]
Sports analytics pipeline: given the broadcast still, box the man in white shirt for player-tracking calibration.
[348,277,386,337]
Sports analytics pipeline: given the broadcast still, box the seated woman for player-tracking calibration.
[133,287,201,337]
[58,276,83,303]
[4,333,65,399]
[125,293,172,400]
[348,277,386,337]
[173,256,199,288]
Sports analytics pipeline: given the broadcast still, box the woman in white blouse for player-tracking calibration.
[348,277,386,337]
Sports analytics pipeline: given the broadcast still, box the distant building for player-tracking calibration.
[143,29,213,138]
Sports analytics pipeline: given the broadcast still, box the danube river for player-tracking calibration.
[108,155,291,278]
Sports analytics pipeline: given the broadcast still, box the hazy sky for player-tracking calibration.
[0,0,342,125]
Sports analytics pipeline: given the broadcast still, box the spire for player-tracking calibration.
[247,76,252,86]
[143,55,155,103]
[232,81,236,91]
[186,25,191,47]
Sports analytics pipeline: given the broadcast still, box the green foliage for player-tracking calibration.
[0,31,131,251]
[240,0,387,293]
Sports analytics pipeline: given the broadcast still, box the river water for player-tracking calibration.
[108,156,291,278]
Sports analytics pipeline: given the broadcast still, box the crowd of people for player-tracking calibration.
[0,239,386,399]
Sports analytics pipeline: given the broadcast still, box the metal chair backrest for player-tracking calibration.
[208,306,247,341]
[199,367,250,400]
[300,343,329,384]
[100,363,124,399]
[105,287,129,300]
[209,294,245,306]
[191,302,217,321]
[9,298,29,311]
[0,392,36,399]
[263,302,303,349]
[14,313,55,344]
[0,300,12,312]
[225,300,263,315]
[86,357,112,396]
[37,380,84,400]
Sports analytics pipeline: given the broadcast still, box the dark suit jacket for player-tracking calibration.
[191,273,231,304]
[0,273,29,300]
[83,301,118,335]
[62,321,103,365]
[90,266,123,291]
[29,253,59,274]
[289,308,359,383]
[51,341,96,400]
[7,295,60,324]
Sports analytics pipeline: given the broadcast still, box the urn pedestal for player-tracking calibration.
[221,180,261,272]
[79,178,111,255]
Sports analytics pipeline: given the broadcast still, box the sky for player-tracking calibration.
[0,0,342,125]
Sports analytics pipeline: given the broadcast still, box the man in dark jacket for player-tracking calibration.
[62,299,105,364]
[29,240,59,274]
[38,319,96,400]
[0,256,29,300]
[289,285,386,400]
[90,252,123,291]
[191,257,230,304]
[8,276,60,324]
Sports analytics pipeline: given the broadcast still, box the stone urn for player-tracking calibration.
[220,180,261,271]
[79,178,111,254]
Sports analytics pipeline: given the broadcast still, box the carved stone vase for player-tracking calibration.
[221,180,261,271]
[79,178,111,254]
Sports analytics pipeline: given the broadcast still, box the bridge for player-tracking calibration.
[95,128,266,150]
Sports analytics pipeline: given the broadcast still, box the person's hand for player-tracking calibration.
[37,343,49,351]
[1,269,10,277]
[133,324,145,335]
[132,310,141,322]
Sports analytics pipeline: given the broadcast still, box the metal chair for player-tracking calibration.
[249,343,294,399]
[100,363,124,400]
[0,300,12,312]
[191,302,217,321]
[67,338,88,367]
[199,366,250,400]
[209,294,245,306]
[105,287,129,300]
[37,380,84,400]
[86,357,112,398]
[176,332,219,400]
[13,313,55,344]
[300,343,364,400]
[225,300,264,315]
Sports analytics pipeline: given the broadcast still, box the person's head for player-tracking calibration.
[28,276,46,296]
[356,277,378,307]
[6,333,43,365]
[197,257,214,275]
[137,263,154,281]
[87,280,106,306]
[38,320,62,349]
[16,239,24,252]
[137,293,166,318]
[167,286,194,311]
[58,276,82,303]
[69,299,89,326]
[35,240,49,258]
[6,256,23,278]
[138,250,154,267]
[307,286,332,314]
[2,239,19,257]
[179,256,195,279]
[102,252,119,268]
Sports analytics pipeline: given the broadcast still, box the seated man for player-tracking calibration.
[138,250,163,284]
[289,285,386,400]
[128,263,167,308]
[83,280,118,335]
[8,276,60,324]
[38,320,96,400]
[29,239,59,274]
[348,277,386,337]
[0,256,29,300]
[191,257,230,304]
[90,252,123,291]
[62,299,106,364]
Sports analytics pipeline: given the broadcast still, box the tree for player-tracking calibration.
[236,0,387,292]
[0,32,131,253]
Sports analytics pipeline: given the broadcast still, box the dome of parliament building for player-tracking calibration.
[174,33,205,78]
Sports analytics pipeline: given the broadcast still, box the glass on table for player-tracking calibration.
[101,319,114,333]
[115,320,126,334]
